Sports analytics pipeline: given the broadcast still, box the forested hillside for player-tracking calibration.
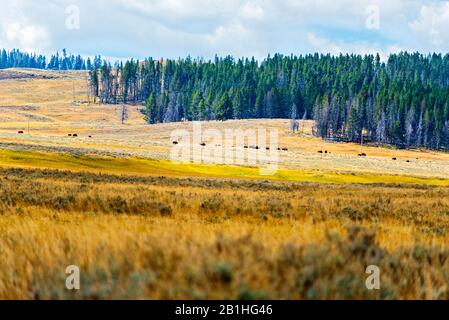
[0,48,99,70]
[2,47,449,151]
[88,52,449,150]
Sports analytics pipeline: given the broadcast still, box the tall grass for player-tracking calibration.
[1,168,449,299]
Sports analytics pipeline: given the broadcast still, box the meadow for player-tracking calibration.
[1,166,449,299]
[1,69,449,299]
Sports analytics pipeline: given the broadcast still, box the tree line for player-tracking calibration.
[0,48,102,71]
[3,47,449,151]
[88,52,449,151]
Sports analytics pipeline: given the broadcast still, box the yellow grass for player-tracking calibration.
[0,148,448,186]
[1,69,449,300]
[1,167,449,299]
[1,68,449,179]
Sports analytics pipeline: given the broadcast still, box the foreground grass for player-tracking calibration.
[1,167,449,299]
[0,148,448,186]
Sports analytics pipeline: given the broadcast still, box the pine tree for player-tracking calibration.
[145,94,156,124]
[215,93,233,121]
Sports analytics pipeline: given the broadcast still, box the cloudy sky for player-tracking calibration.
[1,0,449,60]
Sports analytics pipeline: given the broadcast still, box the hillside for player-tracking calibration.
[1,68,449,299]
[0,68,449,180]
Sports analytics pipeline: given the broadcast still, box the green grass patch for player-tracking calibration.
[0,148,448,186]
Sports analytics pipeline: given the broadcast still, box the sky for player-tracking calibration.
[1,0,449,61]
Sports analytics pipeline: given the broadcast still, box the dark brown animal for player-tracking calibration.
[18,131,24,134]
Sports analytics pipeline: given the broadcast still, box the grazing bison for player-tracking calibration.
[172,141,179,145]
[18,131,24,134]
[392,158,397,161]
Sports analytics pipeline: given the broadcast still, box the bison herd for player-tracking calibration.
[172,141,290,152]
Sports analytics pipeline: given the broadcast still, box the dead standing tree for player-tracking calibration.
[290,104,299,132]
[120,104,128,124]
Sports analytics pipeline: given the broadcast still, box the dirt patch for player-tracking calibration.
[0,70,55,81]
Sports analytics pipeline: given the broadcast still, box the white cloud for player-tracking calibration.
[0,0,446,59]
[120,0,238,21]
[409,2,449,50]
[1,23,49,52]
[204,20,266,58]
[239,2,265,20]
[0,1,50,52]
[307,32,402,60]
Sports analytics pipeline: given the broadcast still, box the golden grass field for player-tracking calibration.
[1,69,449,299]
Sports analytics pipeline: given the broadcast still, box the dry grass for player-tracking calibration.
[0,148,448,186]
[1,168,449,299]
[2,69,449,300]
[1,68,449,179]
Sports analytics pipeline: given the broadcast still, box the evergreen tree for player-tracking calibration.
[145,94,156,124]
[215,93,233,121]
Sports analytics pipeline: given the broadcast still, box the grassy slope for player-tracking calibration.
[1,68,449,181]
[2,70,449,299]
[1,164,449,299]
[1,148,448,186]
